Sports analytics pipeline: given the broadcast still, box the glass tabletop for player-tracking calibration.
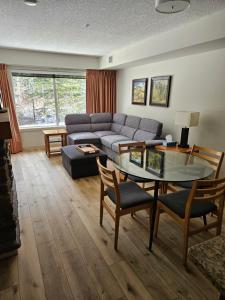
[114,149,214,182]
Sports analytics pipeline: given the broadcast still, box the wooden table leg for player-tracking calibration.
[149,180,160,251]
[46,136,50,158]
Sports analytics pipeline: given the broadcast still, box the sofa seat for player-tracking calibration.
[100,135,131,149]
[67,132,100,145]
[94,131,116,138]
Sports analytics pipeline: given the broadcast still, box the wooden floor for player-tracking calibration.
[0,149,224,300]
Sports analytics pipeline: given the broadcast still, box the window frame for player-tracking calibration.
[11,71,86,129]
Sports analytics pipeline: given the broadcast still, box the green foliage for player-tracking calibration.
[12,76,86,126]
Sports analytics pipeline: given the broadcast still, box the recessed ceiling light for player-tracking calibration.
[24,0,38,7]
[155,0,190,14]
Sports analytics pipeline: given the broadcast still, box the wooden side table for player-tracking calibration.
[42,129,68,157]
[155,145,192,153]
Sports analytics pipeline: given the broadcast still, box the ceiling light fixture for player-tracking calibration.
[24,0,38,6]
[155,0,190,14]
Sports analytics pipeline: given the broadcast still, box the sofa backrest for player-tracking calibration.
[111,113,127,133]
[120,115,141,139]
[134,118,163,141]
[65,114,91,133]
[91,113,112,131]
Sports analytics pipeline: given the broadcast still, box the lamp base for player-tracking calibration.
[178,127,189,148]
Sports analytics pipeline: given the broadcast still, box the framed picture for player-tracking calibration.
[129,150,144,167]
[149,76,171,107]
[132,78,148,105]
[145,149,164,177]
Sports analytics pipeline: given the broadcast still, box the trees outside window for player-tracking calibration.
[12,73,86,127]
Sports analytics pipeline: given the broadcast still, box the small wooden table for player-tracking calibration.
[155,144,192,153]
[42,129,68,157]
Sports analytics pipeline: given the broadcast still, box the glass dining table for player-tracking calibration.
[114,148,214,251]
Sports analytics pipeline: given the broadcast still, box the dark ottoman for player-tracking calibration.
[61,145,107,179]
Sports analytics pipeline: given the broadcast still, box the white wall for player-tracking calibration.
[0,48,99,70]
[117,48,225,175]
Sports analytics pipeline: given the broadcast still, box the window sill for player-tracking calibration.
[20,125,66,132]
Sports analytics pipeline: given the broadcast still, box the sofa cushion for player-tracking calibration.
[67,132,100,145]
[113,113,127,125]
[139,118,163,137]
[91,113,112,123]
[125,115,141,129]
[91,123,111,131]
[65,113,90,125]
[134,130,156,141]
[67,124,92,134]
[94,131,116,138]
[120,126,136,139]
[111,123,122,133]
[101,135,131,149]
[65,113,92,133]
[111,140,137,153]
[111,113,127,133]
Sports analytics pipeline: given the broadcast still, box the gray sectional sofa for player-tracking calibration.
[65,113,163,161]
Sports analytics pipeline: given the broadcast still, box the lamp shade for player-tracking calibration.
[0,109,12,139]
[175,111,200,128]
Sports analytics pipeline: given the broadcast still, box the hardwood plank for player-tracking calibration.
[18,218,46,300]
[111,260,153,300]
[66,208,125,300]
[61,248,100,300]
[37,241,73,300]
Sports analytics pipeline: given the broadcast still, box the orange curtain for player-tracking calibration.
[0,64,22,153]
[86,69,116,113]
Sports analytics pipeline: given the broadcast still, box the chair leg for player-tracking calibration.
[114,214,120,250]
[154,207,161,238]
[203,215,207,227]
[183,224,189,266]
[131,210,135,218]
[100,199,103,226]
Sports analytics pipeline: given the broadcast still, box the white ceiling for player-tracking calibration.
[0,0,225,56]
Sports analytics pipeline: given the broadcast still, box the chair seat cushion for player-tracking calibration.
[158,190,217,219]
[106,181,153,209]
[94,131,116,138]
[176,181,192,189]
[101,135,131,149]
[127,174,153,183]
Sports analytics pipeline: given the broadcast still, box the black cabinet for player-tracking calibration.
[0,141,20,257]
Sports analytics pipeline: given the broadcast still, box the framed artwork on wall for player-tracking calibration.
[131,78,148,105]
[149,76,171,107]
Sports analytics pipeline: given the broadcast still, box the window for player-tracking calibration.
[12,73,86,127]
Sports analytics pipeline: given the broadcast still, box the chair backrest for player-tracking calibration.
[118,141,146,154]
[185,177,225,219]
[190,145,224,179]
[96,158,121,207]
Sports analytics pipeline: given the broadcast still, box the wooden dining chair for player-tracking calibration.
[96,157,154,250]
[155,177,225,265]
[118,141,154,192]
[168,145,224,192]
